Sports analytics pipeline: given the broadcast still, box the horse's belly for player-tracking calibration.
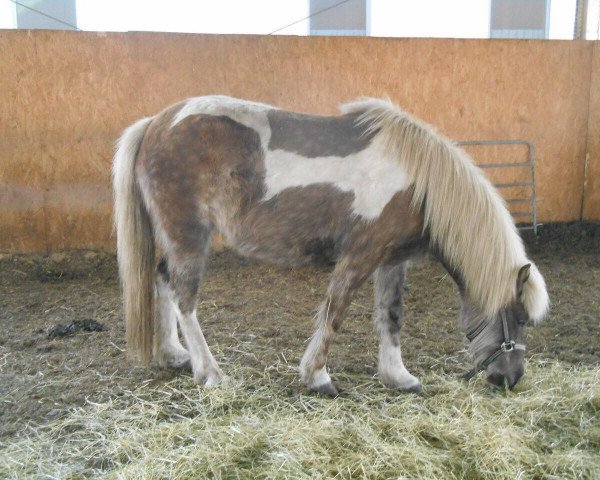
[233,184,356,265]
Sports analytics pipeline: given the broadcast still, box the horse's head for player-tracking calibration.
[461,264,535,389]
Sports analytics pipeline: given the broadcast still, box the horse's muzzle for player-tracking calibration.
[486,366,524,389]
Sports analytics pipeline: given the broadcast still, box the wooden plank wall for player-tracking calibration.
[583,42,600,220]
[0,30,598,252]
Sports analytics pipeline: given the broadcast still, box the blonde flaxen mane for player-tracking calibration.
[341,98,549,322]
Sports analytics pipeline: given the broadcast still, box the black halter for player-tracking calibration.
[463,309,526,381]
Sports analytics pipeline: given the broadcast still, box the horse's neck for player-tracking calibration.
[432,247,466,295]
[434,247,487,318]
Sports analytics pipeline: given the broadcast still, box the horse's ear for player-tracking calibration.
[516,263,531,295]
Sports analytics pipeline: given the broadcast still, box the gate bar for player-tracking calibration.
[456,140,539,235]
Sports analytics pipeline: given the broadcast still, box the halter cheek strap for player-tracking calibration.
[463,309,526,381]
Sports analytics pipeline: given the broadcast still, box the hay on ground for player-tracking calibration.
[1,357,598,479]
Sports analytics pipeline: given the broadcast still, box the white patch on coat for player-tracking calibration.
[264,139,410,219]
[377,333,420,390]
[171,95,273,151]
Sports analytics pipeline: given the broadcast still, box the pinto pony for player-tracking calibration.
[113,96,549,395]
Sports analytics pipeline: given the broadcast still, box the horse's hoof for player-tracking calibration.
[311,382,339,397]
[204,374,223,387]
[194,368,225,387]
[401,381,423,395]
[381,375,423,394]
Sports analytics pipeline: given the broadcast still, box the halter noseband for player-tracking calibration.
[463,309,526,381]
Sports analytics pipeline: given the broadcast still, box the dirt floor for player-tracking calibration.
[1,223,599,441]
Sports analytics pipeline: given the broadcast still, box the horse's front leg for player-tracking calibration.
[300,256,377,396]
[373,262,422,393]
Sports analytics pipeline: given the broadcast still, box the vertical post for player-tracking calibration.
[575,0,589,39]
[527,142,538,235]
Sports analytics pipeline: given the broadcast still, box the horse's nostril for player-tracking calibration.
[486,373,506,388]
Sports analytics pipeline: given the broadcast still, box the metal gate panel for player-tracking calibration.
[457,140,539,234]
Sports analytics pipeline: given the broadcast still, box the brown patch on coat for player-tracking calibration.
[136,110,265,256]
[267,110,375,157]
[334,188,427,274]
[236,184,356,264]
[135,109,266,312]
[237,182,426,272]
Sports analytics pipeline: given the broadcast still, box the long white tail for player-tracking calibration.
[113,117,155,363]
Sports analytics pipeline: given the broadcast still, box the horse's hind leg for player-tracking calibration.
[160,226,223,386]
[373,262,421,393]
[153,258,191,370]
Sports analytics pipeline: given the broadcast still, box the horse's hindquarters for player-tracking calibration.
[135,111,264,255]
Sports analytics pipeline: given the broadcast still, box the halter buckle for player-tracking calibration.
[500,341,515,353]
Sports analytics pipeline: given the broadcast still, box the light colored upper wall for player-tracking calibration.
[77,0,309,35]
[0,0,587,39]
[371,0,491,38]
[0,0,14,28]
